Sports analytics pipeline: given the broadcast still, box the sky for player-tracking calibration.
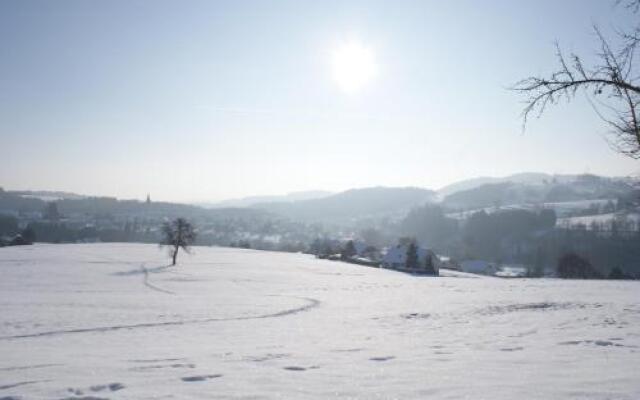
[1,0,639,202]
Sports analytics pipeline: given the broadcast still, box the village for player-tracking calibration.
[312,238,521,277]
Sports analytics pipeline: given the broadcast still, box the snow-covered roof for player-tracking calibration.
[382,244,432,264]
[460,260,496,274]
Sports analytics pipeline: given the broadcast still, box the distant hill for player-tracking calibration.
[442,174,635,210]
[251,187,436,224]
[4,172,636,226]
[0,189,270,221]
[11,190,87,201]
[199,190,333,209]
[437,172,552,198]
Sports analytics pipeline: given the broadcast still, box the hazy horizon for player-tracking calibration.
[2,169,638,205]
[2,0,639,202]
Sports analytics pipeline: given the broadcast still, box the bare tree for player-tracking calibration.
[161,218,196,266]
[514,0,640,158]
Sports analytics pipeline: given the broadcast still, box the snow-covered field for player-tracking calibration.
[1,244,639,400]
[558,212,640,229]
[446,199,617,220]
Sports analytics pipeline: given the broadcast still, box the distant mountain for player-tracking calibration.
[199,190,333,209]
[0,189,270,221]
[442,174,635,210]
[5,172,636,226]
[11,190,87,201]
[437,172,552,198]
[252,187,436,224]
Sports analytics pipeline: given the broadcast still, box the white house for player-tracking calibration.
[381,244,440,275]
[438,256,461,271]
[495,263,528,278]
[459,260,497,276]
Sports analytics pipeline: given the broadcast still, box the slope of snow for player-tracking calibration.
[446,199,616,220]
[1,243,639,399]
[558,212,640,228]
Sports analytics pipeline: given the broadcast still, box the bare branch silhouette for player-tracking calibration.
[514,1,640,159]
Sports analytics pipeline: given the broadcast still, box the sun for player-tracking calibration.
[330,39,378,93]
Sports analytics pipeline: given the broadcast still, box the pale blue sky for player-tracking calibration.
[1,0,638,202]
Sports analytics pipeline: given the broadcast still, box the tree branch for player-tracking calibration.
[513,6,640,159]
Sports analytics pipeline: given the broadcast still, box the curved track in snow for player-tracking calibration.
[0,296,320,341]
[140,263,175,295]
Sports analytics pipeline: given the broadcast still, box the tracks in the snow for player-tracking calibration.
[140,264,175,295]
[0,296,320,341]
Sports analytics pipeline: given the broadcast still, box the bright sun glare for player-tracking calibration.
[330,39,377,93]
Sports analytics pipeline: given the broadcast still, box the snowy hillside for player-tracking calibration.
[558,212,640,228]
[441,174,635,211]
[1,244,639,399]
[252,187,436,223]
[437,172,552,198]
[198,191,334,209]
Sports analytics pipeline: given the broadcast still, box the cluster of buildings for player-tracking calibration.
[316,239,536,278]
[317,240,441,276]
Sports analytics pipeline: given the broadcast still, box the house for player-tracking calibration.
[495,263,527,278]
[352,240,381,261]
[438,256,461,271]
[381,244,440,275]
[460,260,497,276]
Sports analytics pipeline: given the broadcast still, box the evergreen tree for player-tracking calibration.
[0,215,18,235]
[424,253,435,275]
[406,241,418,270]
[341,240,356,260]
[21,227,36,244]
[557,253,602,279]
[608,267,631,280]
[44,202,60,221]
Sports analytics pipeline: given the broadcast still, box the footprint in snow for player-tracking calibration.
[283,366,319,371]
[369,356,395,362]
[128,358,186,363]
[402,313,431,320]
[131,363,195,371]
[244,353,290,362]
[500,347,524,352]
[559,339,627,347]
[181,374,223,382]
[594,340,618,346]
[283,366,306,371]
[90,383,125,392]
[331,348,364,353]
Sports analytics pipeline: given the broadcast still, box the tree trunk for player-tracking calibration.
[172,246,178,266]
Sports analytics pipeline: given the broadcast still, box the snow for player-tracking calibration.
[459,260,497,275]
[1,243,639,399]
[495,265,528,278]
[558,212,640,228]
[447,199,617,220]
